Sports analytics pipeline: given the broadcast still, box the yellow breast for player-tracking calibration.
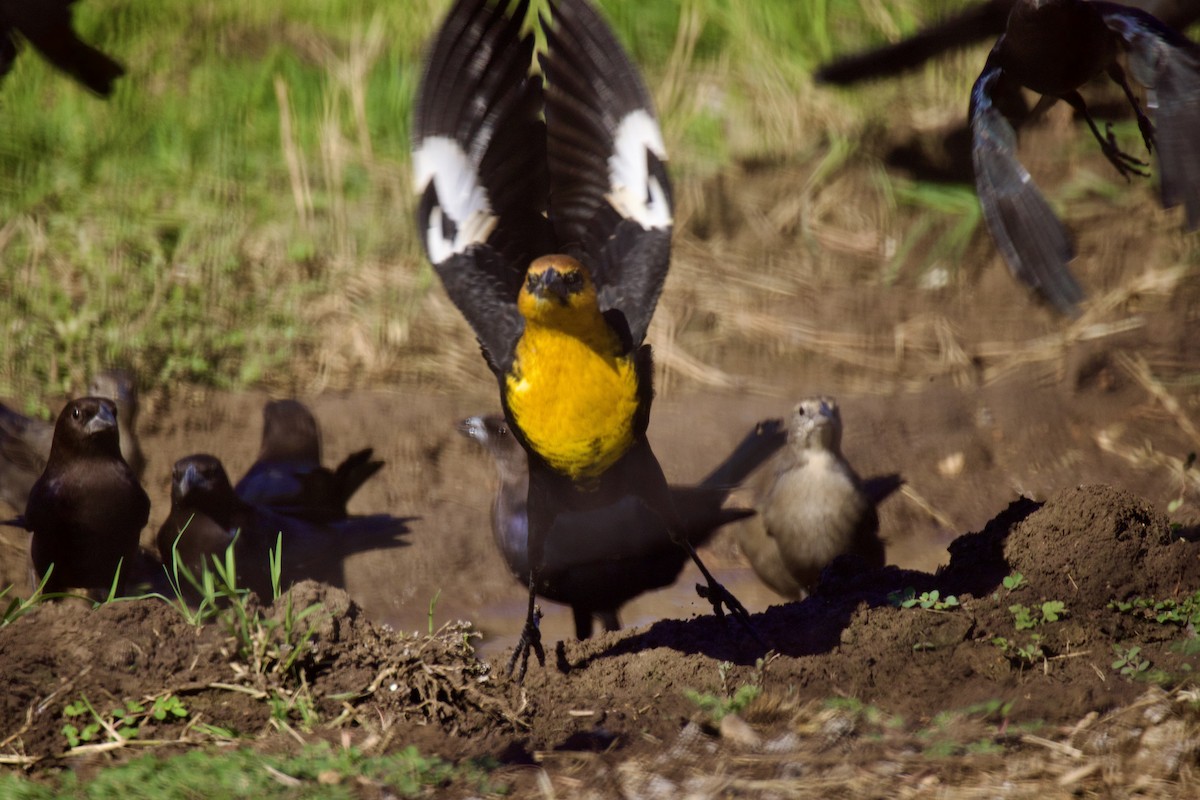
[505,322,639,482]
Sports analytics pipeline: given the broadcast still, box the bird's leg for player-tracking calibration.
[598,610,620,633]
[683,539,767,648]
[506,581,544,682]
[1061,90,1150,179]
[631,442,765,647]
[572,606,595,640]
[506,479,550,681]
[1106,62,1155,155]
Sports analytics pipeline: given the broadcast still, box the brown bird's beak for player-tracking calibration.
[84,402,117,435]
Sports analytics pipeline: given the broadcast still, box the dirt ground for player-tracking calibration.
[2,125,1200,795]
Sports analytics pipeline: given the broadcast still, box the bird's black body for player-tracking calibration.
[461,415,786,639]
[0,370,144,512]
[414,0,759,679]
[22,397,149,597]
[0,0,124,95]
[159,454,409,602]
[234,399,383,523]
[969,0,1200,314]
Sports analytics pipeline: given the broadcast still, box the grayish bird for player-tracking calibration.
[738,398,885,599]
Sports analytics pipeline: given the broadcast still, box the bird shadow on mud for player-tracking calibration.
[558,496,1042,668]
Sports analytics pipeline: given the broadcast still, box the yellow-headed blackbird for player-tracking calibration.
[20,397,149,597]
[158,454,409,601]
[234,399,384,523]
[0,0,124,95]
[461,414,786,639]
[738,398,887,599]
[413,0,760,677]
[0,370,142,512]
[969,0,1200,315]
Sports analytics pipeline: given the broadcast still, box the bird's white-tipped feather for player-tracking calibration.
[606,110,671,230]
[413,136,498,262]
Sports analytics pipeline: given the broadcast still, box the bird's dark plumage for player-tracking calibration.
[0,0,125,95]
[461,415,786,639]
[0,370,143,512]
[969,0,1200,314]
[21,397,149,597]
[415,0,754,679]
[234,399,384,522]
[815,0,1200,85]
[158,454,409,601]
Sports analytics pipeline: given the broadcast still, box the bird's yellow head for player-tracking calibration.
[517,255,600,325]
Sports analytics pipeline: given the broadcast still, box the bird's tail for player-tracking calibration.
[671,418,788,547]
[815,0,1011,85]
[698,418,787,491]
[333,448,385,506]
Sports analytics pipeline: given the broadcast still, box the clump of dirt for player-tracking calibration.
[0,582,521,764]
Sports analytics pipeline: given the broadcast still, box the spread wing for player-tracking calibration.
[1098,2,1200,230]
[541,0,673,346]
[412,0,552,374]
[970,49,1084,316]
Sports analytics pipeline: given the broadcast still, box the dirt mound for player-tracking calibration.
[3,485,1200,795]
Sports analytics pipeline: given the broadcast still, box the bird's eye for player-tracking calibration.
[563,271,583,290]
[498,425,508,435]
[526,273,538,291]
[71,406,81,420]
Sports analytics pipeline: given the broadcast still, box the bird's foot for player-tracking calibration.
[696,579,767,649]
[1102,122,1151,180]
[1133,113,1156,155]
[505,604,546,682]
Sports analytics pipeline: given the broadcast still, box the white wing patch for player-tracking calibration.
[606,109,671,230]
[412,136,498,264]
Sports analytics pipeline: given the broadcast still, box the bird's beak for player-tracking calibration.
[84,402,117,435]
[531,268,571,304]
[818,400,835,419]
[179,463,203,497]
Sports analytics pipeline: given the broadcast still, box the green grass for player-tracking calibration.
[0,0,958,399]
[0,743,504,799]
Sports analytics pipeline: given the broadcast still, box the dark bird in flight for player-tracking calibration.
[413,0,760,679]
[158,454,409,601]
[461,414,786,639]
[737,398,885,599]
[0,0,125,95]
[969,0,1200,314]
[0,369,143,512]
[234,399,384,523]
[814,0,1200,85]
[18,397,149,597]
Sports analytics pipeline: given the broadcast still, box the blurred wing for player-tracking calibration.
[1098,3,1200,229]
[0,404,51,475]
[412,0,551,373]
[1,0,124,95]
[970,53,1084,316]
[815,0,1013,85]
[542,0,673,346]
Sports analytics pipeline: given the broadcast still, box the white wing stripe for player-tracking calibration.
[606,109,671,230]
[413,135,497,261]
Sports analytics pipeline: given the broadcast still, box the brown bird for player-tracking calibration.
[20,397,149,597]
[159,454,409,601]
[461,415,786,639]
[0,0,125,95]
[738,398,885,599]
[0,369,144,512]
[234,399,383,522]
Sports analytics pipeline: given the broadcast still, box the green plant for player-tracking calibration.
[1110,589,1200,627]
[1111,644,1152,678]
[1010,601,1066,630]
[888,588,960,610]
[684,657,773,723]
[992,633,1046,665]
[1002,573,1026,592]
[62,693,189,749]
